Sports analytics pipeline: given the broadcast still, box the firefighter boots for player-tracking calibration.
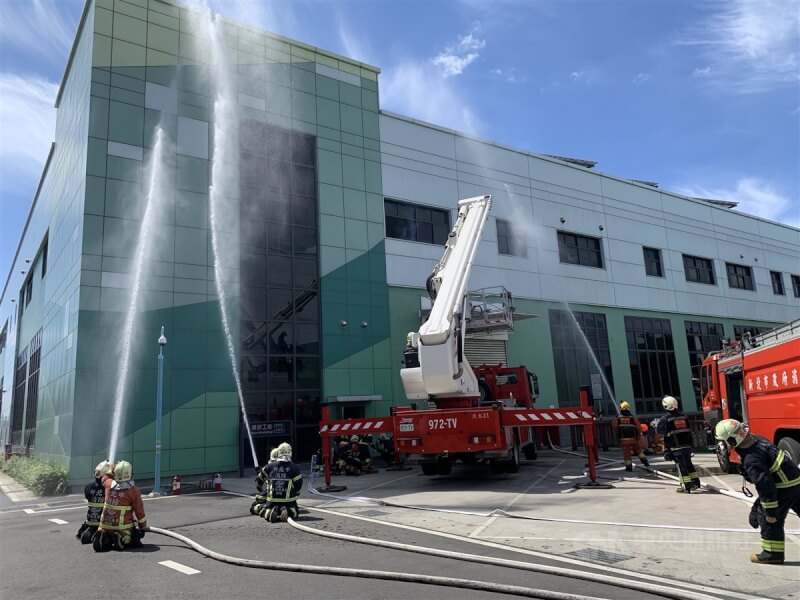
[750,551,784,564]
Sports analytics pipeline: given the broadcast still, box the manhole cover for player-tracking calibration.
[566,548,633,564]
[354,509,388,517]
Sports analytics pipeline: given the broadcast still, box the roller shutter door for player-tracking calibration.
[464,337,507,367]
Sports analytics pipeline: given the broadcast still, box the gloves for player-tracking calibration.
[748,502,760,529]
[663,451,673,461]
[138,528,146,539]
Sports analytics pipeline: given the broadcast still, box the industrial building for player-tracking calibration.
[1,0,797,485]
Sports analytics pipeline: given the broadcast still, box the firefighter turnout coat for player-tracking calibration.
[266,458,303,504]
[98,479,147,539]
[738,436,800,556]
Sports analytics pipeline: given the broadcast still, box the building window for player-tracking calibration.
[24,277,33,307]
[384,199,450,245]
[549,310,614,415]
[496,218,526,257]
[238,121,321,461]
[557,231,603,268]
[0,320,7,353]
[685,320,724,405]
[726,262,754,290]
[682,254,715,285]
[792,275,800,298]
[40,238,48,279]
[733,325,770,340]
[625,316,680,415]
[770,271,785,295]
[643,247,663,277]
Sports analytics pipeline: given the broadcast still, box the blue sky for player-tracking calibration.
[1,0,798,275]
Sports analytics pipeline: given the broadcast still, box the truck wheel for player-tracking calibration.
[716,441,739,474]
[522,443,538,461]
[506,444,520,474]
[778,437,800,466]
[479,381,492,404]
[420,461,438,476]
[436,458,453,476]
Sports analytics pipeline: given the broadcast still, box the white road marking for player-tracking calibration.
[24,508,35,514]
[307,505,762,600]
[48,518,68,525]
[159,560,200,575]
[469,460,564,538]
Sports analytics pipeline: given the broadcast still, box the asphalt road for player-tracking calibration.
[1,489,670,600]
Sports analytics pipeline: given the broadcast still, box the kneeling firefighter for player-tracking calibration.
[250,447,279,516]
[715,419,800,564]
[262,442,303,523]
[612,402,649,471]
[656,396,700,492]
[93,460,147,552]
[76,460,113,544]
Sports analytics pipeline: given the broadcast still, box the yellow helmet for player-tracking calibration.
[662,396,679,411]
[715,419,748,448]
[113,460,133,481]
[276,442,292,459]
[620,402,630,411]
[94,460,112,478]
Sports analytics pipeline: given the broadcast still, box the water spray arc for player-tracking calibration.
[109,128,167,462]
[196,8,258,468]
[562,302,620,416]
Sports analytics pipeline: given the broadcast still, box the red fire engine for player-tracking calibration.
[318,195,598,480]
[701,319,800,472]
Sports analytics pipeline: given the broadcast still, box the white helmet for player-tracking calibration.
[269,448,279,461]
[113,460,133,482]
[276,442,292,459]
[715,419,748,448]
[94,460,112,478]
[662,396,679,411]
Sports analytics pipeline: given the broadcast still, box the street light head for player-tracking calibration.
[158,335,167,346]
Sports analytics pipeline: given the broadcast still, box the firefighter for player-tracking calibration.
[612,402,649,471]
[76,460,112,544]
[93,460,147,551]
[262,442,303,523]
[250,447,279,516]
[715,419,800,564]
[355,435,376,474]
[655,396,701,493]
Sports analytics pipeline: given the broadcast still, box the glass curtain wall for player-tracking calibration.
[239,122,321,460]
[625,316,680,414]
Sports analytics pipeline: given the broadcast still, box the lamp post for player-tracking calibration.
[150,326,167,497]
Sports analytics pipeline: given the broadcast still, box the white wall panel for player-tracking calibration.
[379,113,800,322]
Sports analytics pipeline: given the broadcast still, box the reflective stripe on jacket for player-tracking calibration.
[657,411,693,450]
[84,479,106,526]
[98,480,147,532]
[614,413,639,440]
[739,436,800,513]
[266,459,303,503]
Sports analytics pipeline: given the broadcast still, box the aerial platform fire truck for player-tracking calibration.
[701,319,800,472]
[318,195,598,480]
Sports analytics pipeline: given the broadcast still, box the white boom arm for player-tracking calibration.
[401,195,492,400]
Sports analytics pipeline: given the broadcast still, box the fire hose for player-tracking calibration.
[145,525,610,600]
[287,517,744,600]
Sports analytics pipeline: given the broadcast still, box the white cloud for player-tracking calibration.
[432,29,486,78]
[0,0,76,59]
[632,72,652,84]
[491,67,527,84]
[569,69,599,84]
[678,0,799,93]
[381,60,481,135]
[676,178,799,227]
[692,65,712,77]
[0,73,58,192]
